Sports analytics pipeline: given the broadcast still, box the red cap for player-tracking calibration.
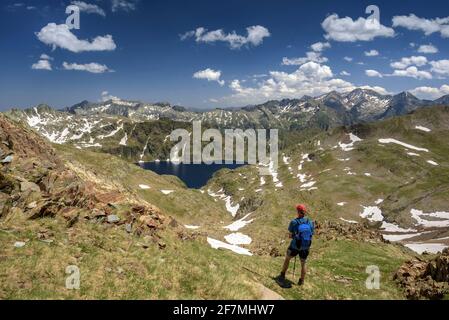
[296,204,307,214]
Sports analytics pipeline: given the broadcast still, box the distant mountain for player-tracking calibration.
[4,89,449,162]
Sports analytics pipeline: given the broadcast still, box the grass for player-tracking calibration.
[0,215,410,299]
[2,106,449,299]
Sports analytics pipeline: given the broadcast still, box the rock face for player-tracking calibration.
[394,248,449,300]
[316,220,385,243]
[0,114,166,239]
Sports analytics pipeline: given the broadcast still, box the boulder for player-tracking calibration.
[107,215,120,224]
[139,215,158,228]
[395,251,449,299]
[20,181,40,193]
[0,192,12,217]
[1,155,13,164]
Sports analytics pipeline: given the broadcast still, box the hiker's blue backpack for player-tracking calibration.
[294,218,313,250]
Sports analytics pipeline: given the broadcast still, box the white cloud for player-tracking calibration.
[63,62,113,73]
[357,85,390,95]
[40,54,53,60]
[180,25,270,49]
[193,68,225,86]
[111,0,138,12]
[344,56,353,62]
[430,60,449,75]
[36,23,116,53]
[101,91,120,101]
[31,59,52,71]
[365,69,383,77]
[71,1,106,16]
[418,44,438,54]
[410,85,449,99]
[222,61,360,105]
[322,14,395,42]
[392,14,449,38]
[364,50,379,57]
[282,51,328,65]
[340,70,351,76]
[391,66,432,80]
[310,42,331,52]
[390,56,428,69]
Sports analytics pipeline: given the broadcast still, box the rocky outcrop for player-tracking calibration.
[394,248,449,300]
[0,114,167,240]
[316,220,385,243]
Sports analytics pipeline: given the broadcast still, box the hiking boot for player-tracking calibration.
[275,274,292,289]
[298,279,304,286]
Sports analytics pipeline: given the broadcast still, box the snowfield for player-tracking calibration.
[339,133,362,151]
[415,125,431,132]
[224,213,254,232]
[411,209,449,228]
[378,138,429,152]
[404,243,448,255]
[224,233,252,245]
[207,238,252,256]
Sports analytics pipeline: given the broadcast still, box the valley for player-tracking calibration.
[1,93,449,300]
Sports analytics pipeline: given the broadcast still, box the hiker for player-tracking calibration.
[276,204,315,287]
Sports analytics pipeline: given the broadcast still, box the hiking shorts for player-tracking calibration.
[287,247,309,261]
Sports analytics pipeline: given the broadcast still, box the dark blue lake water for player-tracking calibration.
[138,161,245,189]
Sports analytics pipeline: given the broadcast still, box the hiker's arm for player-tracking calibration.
[288,221,295,238]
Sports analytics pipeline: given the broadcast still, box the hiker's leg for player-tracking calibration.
[300,259,307,281]
[281,254,292,276]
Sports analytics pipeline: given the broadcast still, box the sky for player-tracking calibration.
[1,0,449,111]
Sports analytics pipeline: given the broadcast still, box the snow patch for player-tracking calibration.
[207,237,252,256]
[378,139,429,152]
[411,209,449,228]
[184,225,200,230]
[340,218,358,224]
[224,213,254,232]
[139,184,151,190]
[339,133,362,151]
[415,126,431,133]
[360,206,383,222]
[405,243,448,255]
[224,233,252,245]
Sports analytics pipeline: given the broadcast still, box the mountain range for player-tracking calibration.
[5,89,448,163]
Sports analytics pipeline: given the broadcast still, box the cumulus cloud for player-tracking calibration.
[410,85,449,100]
[340,70,351,76]
[357,85,390,95]
[111,0,138,12]
[101,91,120,101]
[322,14,395,42]
[430,60,449,76]
[36,23,116,53]
[390,56,428,69]
[364,49,379,56]
[31,59,52,71]
[180,25,270,49]
[221,61,360,105]
[391,66,432,80]
[193,68,225,86]
[40,54,53,60]
[282,51,328,65]
[392,14,449,38]
[310,42,331,52]
[418,44,438,54]
[344,56,353,62]
[63,62,113,73]
[365,69,383,77]
[71,1,106,16]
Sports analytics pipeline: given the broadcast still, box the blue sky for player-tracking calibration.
[1,0,449,110]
